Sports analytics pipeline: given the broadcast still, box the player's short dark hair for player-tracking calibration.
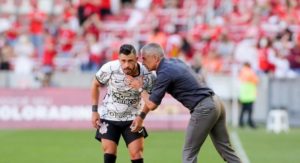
[119,44,136,55]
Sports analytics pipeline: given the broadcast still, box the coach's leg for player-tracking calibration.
[102,139,117,163]
[210,96,241,163]
[182,97,219,163]
[128,137,144,163]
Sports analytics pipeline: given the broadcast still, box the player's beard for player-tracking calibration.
[123,68,133,75]
[123,64,138,76]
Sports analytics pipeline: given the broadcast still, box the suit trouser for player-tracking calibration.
[182,95,241,163]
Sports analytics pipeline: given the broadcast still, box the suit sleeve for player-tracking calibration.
[149,72,171,105]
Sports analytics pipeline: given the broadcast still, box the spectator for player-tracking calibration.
[147,27,167,49]
[28,2,46,58]
[180,36,194,61]
[13,35,35,74]
[287,36,300,74]
[0,42,13,70]
[63,0,80,32]
[269,50,297,78]
[13,35,35,88]
[86,33,103,71]
[40,35,56,87]
[257,37,276,74]
[82,13,102,40]
[165,26,182,58]
[57,22,76,57]
[216,33,235,57]
[99,0,112,19]
[201,50,223,73]
[0,13,12,34]
[234,31,259,71]
[77,0,98,26]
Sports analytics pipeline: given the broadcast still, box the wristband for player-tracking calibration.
[92,105,98,112]
[139,112,147,120]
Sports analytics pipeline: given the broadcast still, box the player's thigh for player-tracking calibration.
[128,137,144,153]
[97,120,122,153]
[122,126,148,146]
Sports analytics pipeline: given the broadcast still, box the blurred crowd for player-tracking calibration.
[1,0,300,87]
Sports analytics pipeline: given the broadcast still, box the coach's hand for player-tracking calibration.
[130,116,143,132]
[92,112,100,129]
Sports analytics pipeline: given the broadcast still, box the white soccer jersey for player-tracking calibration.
[95,60,156,121]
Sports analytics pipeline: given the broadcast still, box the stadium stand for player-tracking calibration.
[0,0,299,84]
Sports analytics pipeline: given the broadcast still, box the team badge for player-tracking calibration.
[99,122,109,134]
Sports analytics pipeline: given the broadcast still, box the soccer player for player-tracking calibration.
[129,43,241,163]
[91,44,155,163]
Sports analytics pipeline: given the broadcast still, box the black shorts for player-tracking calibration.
[95,119,148,146]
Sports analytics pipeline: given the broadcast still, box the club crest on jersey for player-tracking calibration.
[99,122,109,134]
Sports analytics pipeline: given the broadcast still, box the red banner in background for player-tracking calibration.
[0,88,189,130]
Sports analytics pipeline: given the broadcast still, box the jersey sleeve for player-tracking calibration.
[95,62,112,85]
[143,72,156,93]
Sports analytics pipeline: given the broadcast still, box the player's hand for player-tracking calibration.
[126,75,143,90]
[91,112,100,129]
[130,116,144,132]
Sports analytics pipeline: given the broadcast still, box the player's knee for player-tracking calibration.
[129,148,143,160]
[102,143,117,154]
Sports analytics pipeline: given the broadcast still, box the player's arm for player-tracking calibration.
[91,63,111,129]
[131,93,159,133]
[91,77,102,129]
[131,89,158,128]
[130,80,158,132]
[131,103,151,132]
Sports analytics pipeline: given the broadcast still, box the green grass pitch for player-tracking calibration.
[0,128,300,163]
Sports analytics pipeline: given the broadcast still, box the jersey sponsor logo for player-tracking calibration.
[107,110,137,119]
[111,91,139,105]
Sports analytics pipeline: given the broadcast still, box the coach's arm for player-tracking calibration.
[141,90,158,111]
[131,90,158,132]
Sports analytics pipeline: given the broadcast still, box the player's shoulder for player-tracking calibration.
[101,60,120,71]
[139,62,156,78]
[103,60,120,67]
